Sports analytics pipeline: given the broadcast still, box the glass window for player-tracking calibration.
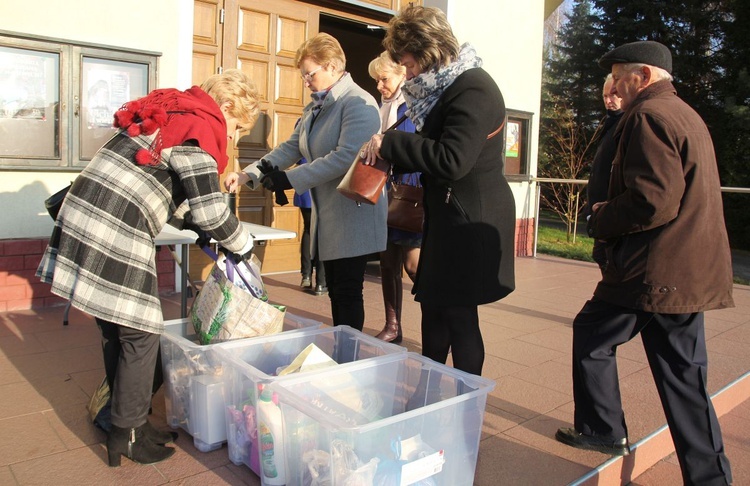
[504,110,533,179]
[0,45,60,160]
[0,33,157,169]
[80,57,149,161]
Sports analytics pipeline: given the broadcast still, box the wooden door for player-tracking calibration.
[226,0,318,274]
[189,0,317,281]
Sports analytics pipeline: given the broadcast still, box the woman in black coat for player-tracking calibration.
[361,5,515,375]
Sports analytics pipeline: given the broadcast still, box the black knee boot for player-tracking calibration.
[107,424,175,467]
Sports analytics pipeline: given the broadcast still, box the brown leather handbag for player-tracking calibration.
[337,115,408,205]
[387,183,424,233]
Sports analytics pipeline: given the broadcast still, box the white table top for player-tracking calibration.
[155,222,296,246]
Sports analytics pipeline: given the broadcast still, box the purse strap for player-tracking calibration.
[487,119,506,140]
[386,114,408,132]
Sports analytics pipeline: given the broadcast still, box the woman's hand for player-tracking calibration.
[360,133,384,166]
[224,171,249,193]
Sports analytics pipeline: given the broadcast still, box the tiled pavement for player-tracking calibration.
[0,254,748,485]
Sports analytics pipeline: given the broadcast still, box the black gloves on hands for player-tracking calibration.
[218,245,253,264]
[257,159,291,206]
[182,211,212,247]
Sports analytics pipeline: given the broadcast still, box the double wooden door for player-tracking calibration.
[191,0,318,279]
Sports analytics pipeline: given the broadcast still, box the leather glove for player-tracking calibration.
[182,211,212,247]
[259,164,292,206]
[257,159,274,175]
[218,246,253,264]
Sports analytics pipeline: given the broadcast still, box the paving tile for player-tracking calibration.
[0,466,17,486]
[9,445,167,485]
[476,433,591,485]
[0,413,67,467]
[0,382,54,419]
[0,356,25,386]
[485,339,566,368]
[489,376,571,420]
[42,402,104,450]
[510,360,571,395]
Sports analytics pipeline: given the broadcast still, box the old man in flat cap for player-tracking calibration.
[556,40,734,485]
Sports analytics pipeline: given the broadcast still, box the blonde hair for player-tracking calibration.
[383,5,460,71]
[201,68,260,129]
[368,51,406,80]
[295,33,346,73]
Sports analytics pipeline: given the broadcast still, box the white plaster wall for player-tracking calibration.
[426,0,543,222]
[0,0,193,239]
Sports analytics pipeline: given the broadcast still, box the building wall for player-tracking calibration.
[436,0,543,253]
[0,0,193,240]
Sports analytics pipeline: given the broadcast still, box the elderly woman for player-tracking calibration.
[37,69,259,466]
[361,6,516,375]
[368,51,419,344]
[225,33,382,331]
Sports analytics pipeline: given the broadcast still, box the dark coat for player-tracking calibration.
[381,68,515,306]
[587,81,734,313]
[587,109,623,268]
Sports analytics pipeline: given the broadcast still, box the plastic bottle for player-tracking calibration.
[257,388,285,485]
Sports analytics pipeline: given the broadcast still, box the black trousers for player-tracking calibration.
[323,254,368,330]
[420,304,483,375]
[96,318,161,429]
[572,298,732,485]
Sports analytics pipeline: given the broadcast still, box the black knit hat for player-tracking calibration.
[598,41,672,74]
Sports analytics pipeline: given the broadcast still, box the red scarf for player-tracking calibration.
[113,86,229,174]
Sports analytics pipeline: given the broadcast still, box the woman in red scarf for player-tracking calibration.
[37,69,259,467]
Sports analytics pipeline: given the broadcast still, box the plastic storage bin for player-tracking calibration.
[160,313,323,452]
[216,325,407,481]
[265,352,495,486]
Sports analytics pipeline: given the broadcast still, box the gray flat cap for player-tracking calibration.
[598,40,672,74]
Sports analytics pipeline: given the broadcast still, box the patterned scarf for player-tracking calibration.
[402,43,483,131]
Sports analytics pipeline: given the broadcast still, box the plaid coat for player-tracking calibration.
[37,131,251,333]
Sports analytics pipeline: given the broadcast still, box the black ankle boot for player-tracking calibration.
[107,424,175,467]
[143,420,178,445]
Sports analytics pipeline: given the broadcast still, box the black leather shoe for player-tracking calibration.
[313,284,328,296]
[555,427,630,456]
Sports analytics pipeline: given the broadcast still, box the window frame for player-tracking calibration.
[0,31,158,171]
[504,109,533,181]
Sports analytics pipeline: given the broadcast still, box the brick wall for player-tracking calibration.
[0,238,177,312]
[515,217,535,257]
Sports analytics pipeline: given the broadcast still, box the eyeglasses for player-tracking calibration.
[301,66,324,82]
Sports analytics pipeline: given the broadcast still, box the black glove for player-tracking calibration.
[259,165,292,206]
[182,211,212,247]
[257,159,274,175]
[218,246,253,264]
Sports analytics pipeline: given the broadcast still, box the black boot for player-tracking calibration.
[143,419,178,445]
[107,424,175,467]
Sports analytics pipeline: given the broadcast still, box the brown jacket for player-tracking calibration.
[587,80,734,313]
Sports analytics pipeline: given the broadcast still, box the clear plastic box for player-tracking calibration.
[265,352,495,486]
[159,313,323,452]
[215,325,407,481]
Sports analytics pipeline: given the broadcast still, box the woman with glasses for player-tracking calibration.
[225,33,382,331]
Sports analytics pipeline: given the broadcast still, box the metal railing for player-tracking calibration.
[531,177,750,257]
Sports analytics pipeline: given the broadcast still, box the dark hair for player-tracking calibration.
[383,5,460,71]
